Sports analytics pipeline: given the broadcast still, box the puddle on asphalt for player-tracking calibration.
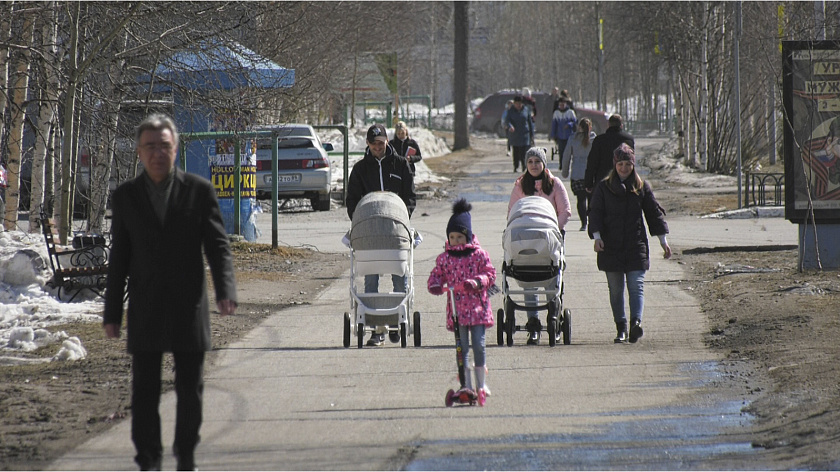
[405,361,762,470]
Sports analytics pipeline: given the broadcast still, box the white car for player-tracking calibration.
[254,124,333,211]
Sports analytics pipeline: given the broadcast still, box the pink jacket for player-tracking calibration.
[427,236,496,330]
[508,169,572,230]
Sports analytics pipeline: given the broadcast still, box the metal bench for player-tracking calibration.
[40,212,109,302]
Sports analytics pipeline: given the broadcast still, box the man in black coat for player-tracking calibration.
[346,123,416,220]
[103,114,237,471]
[584,114,635,193]
[345,123,416,346]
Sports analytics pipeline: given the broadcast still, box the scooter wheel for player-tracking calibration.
[445,389,455,407]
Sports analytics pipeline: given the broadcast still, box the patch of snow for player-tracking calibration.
[1,230,101,363]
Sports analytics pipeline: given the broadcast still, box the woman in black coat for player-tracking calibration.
[389,121,423,174]
[588,143,671,344]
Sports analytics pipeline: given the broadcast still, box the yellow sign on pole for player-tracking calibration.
[599,18,604,51]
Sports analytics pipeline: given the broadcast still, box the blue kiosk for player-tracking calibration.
[141,41,295,240]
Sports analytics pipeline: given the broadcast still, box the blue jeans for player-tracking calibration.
[524,289,538,319]
[604,270,646,326]
[364,274,406,293]
[458,324,486,369]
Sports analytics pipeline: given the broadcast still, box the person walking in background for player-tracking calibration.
[504,96,534,173]
[428,198,497,398]
[103,114,237,471]
[562,117,596,231]
[390,121,423,175]
[521,88,537,146]
[560,89,575,110]
[521,87,538,120]
[588,143,670,344]
[584,114,635,194]
[501,99,514,157]
[346,123,416,346]
[549,97,576,171]
[508,147,571,345]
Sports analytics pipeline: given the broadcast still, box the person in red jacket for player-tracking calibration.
[588,143,671,344]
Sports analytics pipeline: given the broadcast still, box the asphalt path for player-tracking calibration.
[51,135,799,470]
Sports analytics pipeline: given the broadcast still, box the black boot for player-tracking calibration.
[629,319,644,343]
[614,323,628,343]
[526,317,542,345]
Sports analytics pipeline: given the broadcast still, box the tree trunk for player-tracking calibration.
[350,54,357,128]
[0,5,9,222]
[89,34,127,234]
[45,124,56,217]
[767,75,777,165]
[698,1,709,171]
[29,3,59,232]
[59,3,81,244]
[4,13,34,232]
[0,4,10,127]
[89,93,120,234]
[453,1,470,150]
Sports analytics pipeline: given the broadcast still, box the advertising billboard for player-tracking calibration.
[783,40,840,223]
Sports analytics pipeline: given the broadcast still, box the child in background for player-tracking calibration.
[428,199,497,397]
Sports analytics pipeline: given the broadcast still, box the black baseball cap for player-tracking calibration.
[366,123,388,143]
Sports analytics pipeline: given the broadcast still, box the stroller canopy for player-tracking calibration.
[504,196,563,266]
[351,192,411,250]
[507,196,558,228]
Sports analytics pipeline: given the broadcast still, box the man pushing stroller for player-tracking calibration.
[346,123,416,346]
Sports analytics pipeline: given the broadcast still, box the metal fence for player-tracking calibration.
[744,172,784,207]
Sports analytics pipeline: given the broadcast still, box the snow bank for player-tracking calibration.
[1,230,101,363]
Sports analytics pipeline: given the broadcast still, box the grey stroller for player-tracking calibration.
[343,191,420,348]
[498,196,571,346]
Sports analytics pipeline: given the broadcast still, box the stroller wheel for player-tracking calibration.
[357,323,365,349]
[548,317,557,347]
[547,301,559,347]
[505,310,516,347]
[343,312,351,348]
[413,311,422,347]
[496,309,505,346]
[400,322,407,348]
[563,308,572,345]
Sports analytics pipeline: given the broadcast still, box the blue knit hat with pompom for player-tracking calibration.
[446,198,473,242]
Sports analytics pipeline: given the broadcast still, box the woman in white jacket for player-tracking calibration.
[561,118,597,231]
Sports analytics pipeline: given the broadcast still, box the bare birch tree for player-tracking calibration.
[3,9,34,232]
[28,2,60,232]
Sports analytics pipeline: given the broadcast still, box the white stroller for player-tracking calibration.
[343,191,420,348]
[498,196,571,347]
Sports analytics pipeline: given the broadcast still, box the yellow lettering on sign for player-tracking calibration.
[212,175,224,192]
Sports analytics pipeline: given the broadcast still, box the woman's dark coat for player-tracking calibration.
[588,177,668,273]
